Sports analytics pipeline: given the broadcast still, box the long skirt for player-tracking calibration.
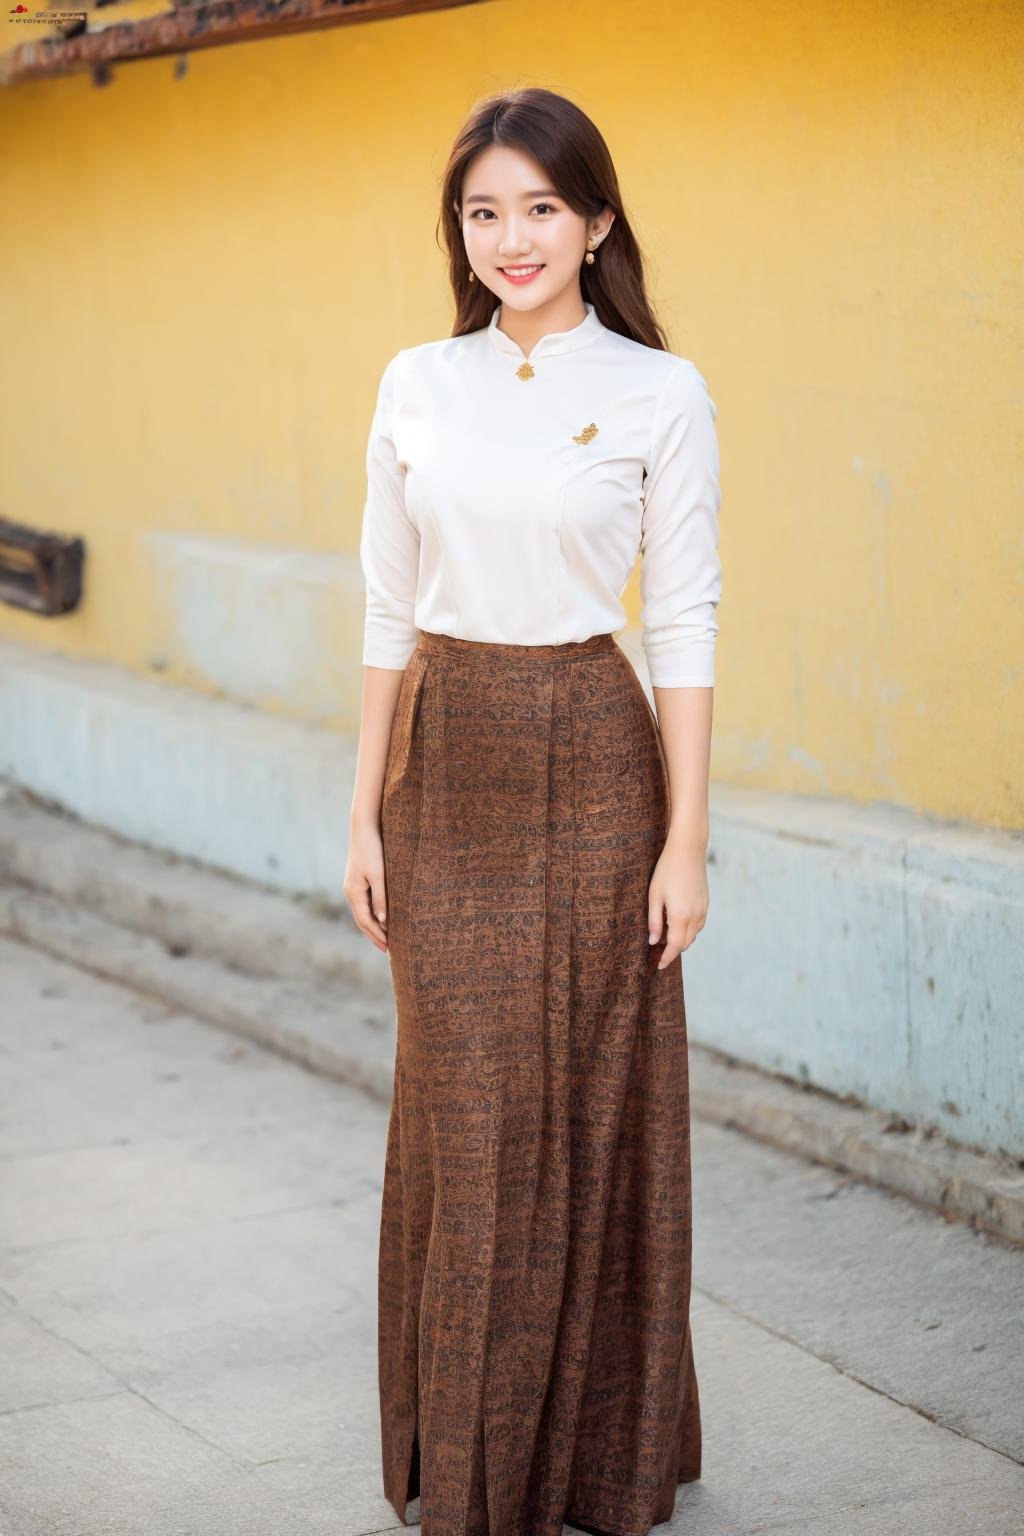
[378,628,701,1536]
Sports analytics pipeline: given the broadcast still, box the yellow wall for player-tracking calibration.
[1,0,1021,827]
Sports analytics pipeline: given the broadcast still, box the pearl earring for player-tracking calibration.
[468,270,476,282]
[585,241,597,265]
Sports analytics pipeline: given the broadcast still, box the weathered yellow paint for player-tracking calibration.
[1,1,1021,826]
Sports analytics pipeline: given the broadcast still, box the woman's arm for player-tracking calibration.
[639,359,722,967]
[345,351,420,952]
[351,668,406,833]
[647,684,713,968]
[345,666,406,952]
[655,683,713,850]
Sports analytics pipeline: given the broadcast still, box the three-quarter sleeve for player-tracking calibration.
[639,360,723,688]
[359,352,421,669]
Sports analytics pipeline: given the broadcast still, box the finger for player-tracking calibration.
[361,878,389,949]
[648,898,665,947]
[657,918,689,969]
[681,915,706,952]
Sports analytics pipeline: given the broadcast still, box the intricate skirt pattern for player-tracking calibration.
[378,629,701,1536]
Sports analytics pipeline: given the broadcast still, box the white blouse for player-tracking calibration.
[359,300,722,687]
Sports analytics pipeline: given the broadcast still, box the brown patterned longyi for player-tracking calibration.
[377,627,701,1536]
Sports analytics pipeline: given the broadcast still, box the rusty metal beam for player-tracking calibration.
[1,0,487,85]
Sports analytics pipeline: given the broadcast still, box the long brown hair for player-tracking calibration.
[438,87,669,351]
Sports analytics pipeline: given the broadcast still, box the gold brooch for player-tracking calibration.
[515,362,535,380]
[572,422,599,444]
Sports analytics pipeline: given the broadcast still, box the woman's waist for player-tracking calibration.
[415,628,620,664]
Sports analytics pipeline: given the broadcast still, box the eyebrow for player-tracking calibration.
[463,188,560,205]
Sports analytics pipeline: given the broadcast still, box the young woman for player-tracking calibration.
[345,86,721,1536]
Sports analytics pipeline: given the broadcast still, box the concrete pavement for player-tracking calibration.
[1,934,1022,1535]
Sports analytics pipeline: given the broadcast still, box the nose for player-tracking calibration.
[498,219,532,257]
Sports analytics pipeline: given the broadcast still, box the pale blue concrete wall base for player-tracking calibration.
[0,639,354,901]
[1,638,1020,1158]
[687,787,1024,1160]
[139,532,366,724]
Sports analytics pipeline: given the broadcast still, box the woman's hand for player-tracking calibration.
[344,818,390,954]
[647,832,710,970]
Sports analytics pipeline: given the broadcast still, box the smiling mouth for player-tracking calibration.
[499,264,545,276]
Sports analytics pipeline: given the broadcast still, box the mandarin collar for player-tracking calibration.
[487,300,604,361]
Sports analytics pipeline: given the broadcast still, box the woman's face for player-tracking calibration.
[459,143,605,310]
